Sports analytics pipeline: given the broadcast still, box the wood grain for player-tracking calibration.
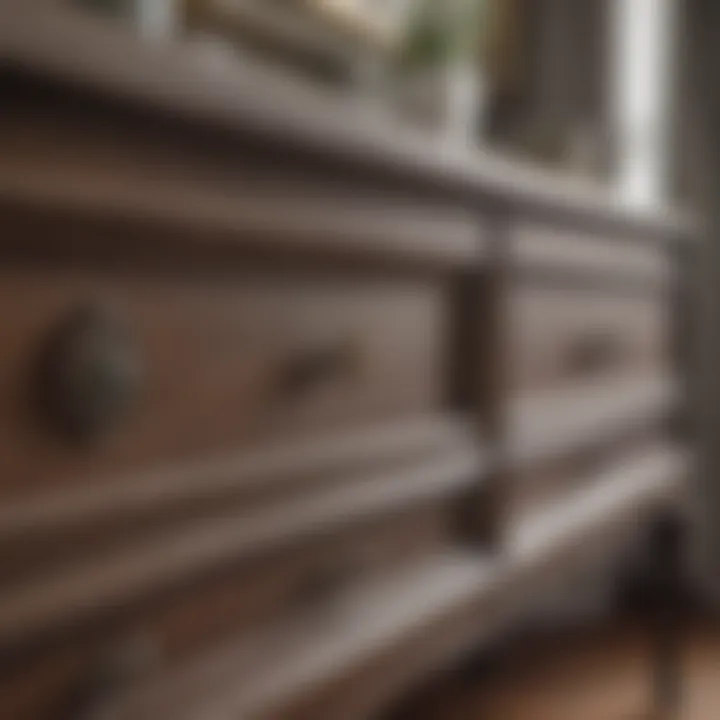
[509,375,678,467]
[0,503,458,720]
[0,6,692,717]
[508,432,656,524]
[0,449,482,648]
[112,444,684,720]
[403,619,720,720]
[510,221,674,287]
[0,268,445,500]
[0,105,483,270]
[0,414,472,545]
[506,284,670,395]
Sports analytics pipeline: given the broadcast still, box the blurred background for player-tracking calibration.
[73,0,689,207]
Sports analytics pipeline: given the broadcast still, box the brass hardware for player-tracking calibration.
[39,302,141,442]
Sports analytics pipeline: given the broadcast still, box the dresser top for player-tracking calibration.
[0,2,694,242]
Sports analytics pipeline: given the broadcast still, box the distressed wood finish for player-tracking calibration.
[0,450,482,647]
[0,101,483,272]
[0,502,460,720]
[509,221,673,287]
[0,3,693,719]
[3,444,676,720]
[508,435,662,524]
[506,284,670,396]
[0,268,447,500]
[114,445,686,720]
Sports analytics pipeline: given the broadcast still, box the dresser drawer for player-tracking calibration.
[0,268,444,498]
[509,221,672,285]
[508,434,661,524]
[506,285,669,395]
[0,502,456,720]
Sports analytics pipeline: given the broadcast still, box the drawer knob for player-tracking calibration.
[39,302,141,442]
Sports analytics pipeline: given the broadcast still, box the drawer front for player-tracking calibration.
[510,221,672,285]
[507,285,669,395]
[508,434,659,523]
[0,268,444,498]
[0,502,454,720]
[509,452,608,523]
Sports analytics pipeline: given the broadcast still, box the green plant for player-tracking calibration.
[399,0,487,71]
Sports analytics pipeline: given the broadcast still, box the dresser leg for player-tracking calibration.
[648,514,685,720]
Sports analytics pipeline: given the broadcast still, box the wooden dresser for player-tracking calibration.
[0,4,694,719]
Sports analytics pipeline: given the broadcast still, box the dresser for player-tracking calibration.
[0,4,694,719]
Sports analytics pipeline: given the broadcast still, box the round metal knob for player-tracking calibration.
[39,302,141,442]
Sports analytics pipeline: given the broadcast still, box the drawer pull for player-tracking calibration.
[565,332,624,378]
[38,303,141,442]
[279,339,361,397]
[65,637,160,720]
[290,555,363,620]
